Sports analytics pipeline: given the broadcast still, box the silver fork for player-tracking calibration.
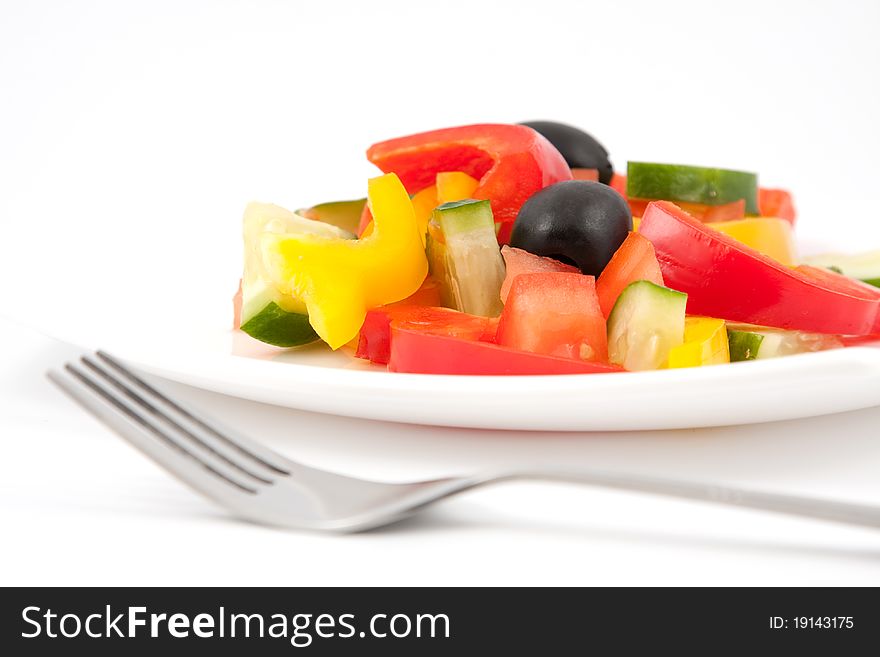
[48,352,880,532]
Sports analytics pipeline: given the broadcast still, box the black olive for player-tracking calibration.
[520,121,613,185]
[509,180,631,277]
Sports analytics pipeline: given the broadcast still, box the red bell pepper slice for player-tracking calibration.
[639,201,880,335]
[389,328,623,375]
[795,263,880,299]
[496,272,608,362]
[366,124,572,242]
[610,173,627,196]
[758,188,796,224]
[357,306,497,365]
[356,310,394,363]
[596,232,664,317]
[840,333,880,347]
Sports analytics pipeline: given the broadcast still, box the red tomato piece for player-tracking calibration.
[500,246,579,303]
[639,201,880,334]
[571,168,600,181]
[356,306,497,365]
[389,329,623,375]
[366,124,572,242]
[610,173,627,196]
[496,272,608,362]
[596,232,664,317]
[759,188,796,224]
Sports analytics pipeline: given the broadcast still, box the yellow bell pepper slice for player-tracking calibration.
[410,185,438,246]
[436,171,479,204]
[360,172,478,244]
[709,217,797,266]
[667,317,730,368]
[262,173,428,349]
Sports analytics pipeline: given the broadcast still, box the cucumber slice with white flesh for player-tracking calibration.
[727,325,843,361]
[427,199,505,317]
[801,250,880,288]
[240,202,354,347]
[607,281,687,371]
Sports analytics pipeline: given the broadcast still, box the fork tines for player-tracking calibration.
[50,352,290,496]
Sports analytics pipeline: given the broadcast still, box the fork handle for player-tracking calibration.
[484,469,880,529]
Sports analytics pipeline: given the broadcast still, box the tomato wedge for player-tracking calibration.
[389,329,623,375]
[499,246,579,303]
[596,232,664,317]
[356,306,497,365]
[367,124,572,242]
[496,272,607,361]
[758,187,796,224]
[639,201,880,334]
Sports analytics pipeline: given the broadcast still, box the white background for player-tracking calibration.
[2,0,880,586]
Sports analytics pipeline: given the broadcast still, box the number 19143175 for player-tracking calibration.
[770,616,854,630]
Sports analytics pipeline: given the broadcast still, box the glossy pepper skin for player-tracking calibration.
[667,317,730,368]
[356,305,497,365]
[388,329,623,375]
[262,173,428,349]
[639,201,880,335]
[366,124,572,243]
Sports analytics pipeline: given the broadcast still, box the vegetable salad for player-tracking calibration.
[235,122,880,375]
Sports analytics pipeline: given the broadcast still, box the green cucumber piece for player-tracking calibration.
[727,325,843,361]
[607,280,687,371]
[240,202,353,347]
[428,199,505,317]
[239,302,317,348]
[728,330,764,361]
[801,250,880,289]
[627,162,759,214]
[298,198,366,235]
